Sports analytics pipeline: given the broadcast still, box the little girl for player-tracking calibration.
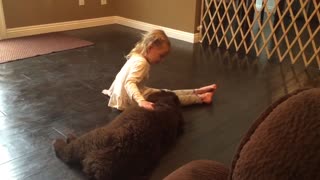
[102,29,217,111]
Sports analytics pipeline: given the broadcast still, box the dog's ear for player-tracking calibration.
[169,92,180,106]
[162,92,179,106]
[147,91,180,106]
[146,91,163,102]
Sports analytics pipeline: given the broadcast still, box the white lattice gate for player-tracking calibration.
[200,0,320,69]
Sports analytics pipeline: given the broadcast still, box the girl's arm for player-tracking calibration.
[125,59,154,110]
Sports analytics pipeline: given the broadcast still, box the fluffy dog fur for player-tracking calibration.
[53,91,184,180]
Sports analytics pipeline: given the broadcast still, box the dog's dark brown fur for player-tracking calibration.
[53,91,184,180]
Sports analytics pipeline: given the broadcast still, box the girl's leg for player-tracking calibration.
[143,85,216,106]
[194,84,217,94]
[171,89,194,96]
[142,87,162,98]
[170,84,217,96]
[172,90,214,106]
[176,94,202,106]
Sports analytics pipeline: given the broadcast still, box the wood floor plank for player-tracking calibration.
[0,24,319,180]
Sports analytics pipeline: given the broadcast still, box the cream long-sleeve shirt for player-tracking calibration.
[105,54,151,110]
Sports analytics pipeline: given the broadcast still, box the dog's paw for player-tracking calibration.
[53,139,71,162]
[66,133,77,143]
[53,139,67,151]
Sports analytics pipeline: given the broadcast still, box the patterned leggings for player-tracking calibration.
[142,88,202,106]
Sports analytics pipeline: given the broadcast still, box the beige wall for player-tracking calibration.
[114,0,200,33]
[3,0,115,28]
[2,0,200,33]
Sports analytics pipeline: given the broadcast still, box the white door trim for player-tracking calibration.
[0,0,6,40]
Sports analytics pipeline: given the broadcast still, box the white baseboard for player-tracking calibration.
[114,16,199,43]
[5,16,199,43]
[6,16,115,39]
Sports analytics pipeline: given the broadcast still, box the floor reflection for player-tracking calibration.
[0,142,16,180]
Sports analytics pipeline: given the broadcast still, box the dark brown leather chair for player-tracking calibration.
[164,88,320,180]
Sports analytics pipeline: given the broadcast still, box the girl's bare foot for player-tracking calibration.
[194,84,217,94]
[199,92,214,104]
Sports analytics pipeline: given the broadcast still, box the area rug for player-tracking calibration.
[0,33,94,64]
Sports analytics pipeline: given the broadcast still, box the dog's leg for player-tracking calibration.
[53,139,68,161]
[66,133,77,143]
[53,138,80,164]
[82,150,113,180]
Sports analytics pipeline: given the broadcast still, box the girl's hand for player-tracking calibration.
[138,100,155,111]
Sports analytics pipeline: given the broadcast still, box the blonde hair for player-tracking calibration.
[126,29,170,59]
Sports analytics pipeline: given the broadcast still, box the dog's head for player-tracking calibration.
[147,91,180,107]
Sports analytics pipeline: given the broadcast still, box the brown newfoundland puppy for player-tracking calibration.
[53,91,184,180]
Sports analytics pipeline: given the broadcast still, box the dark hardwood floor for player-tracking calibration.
[0,24,319,180]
